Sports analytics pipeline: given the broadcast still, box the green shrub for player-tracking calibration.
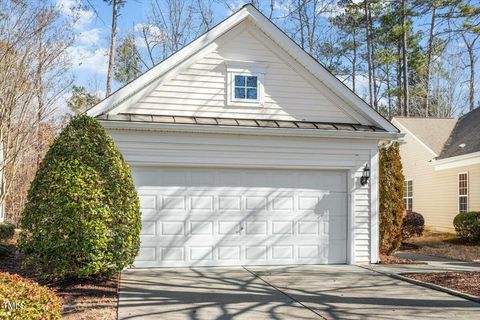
[0,272,62,319]
[0,222,15,242]
[379,142,405,255]
[18,115,141,280]
[453,211,480,243]
[401,211,425,240]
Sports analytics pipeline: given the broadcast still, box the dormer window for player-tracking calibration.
[234,75,258,100]
[226,61,266,107]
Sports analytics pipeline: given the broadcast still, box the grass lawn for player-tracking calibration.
[0,231,118,320]
[402,228,480,263]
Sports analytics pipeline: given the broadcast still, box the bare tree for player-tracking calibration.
[461,32,479,112]
[0,0,72,224]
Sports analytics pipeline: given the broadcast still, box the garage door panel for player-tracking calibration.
[190,221,214,235]
[133,167,347,267]
[245,221,268,235]
[161,221,186,235]
[218,196,241,210]
[191,196,214,210]
[218,246,241,261]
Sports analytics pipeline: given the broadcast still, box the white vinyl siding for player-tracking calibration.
[124,24,360,123]
[458,173,468,213]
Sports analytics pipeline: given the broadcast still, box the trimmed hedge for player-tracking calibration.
[0,223,15,242]
[0,272,61,319]
[453,211,480,243]
[401,211,425,240]
[18,115,141,280]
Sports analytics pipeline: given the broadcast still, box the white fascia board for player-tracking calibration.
[432,151,480,171]
[391,118,438,157]
[99,120,402,140]
[86,8,250,117]
[244,6,398,133]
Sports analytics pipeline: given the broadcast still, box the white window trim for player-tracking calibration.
[403,179,413,211]
[458,172,469,213]
[226,61,267,107]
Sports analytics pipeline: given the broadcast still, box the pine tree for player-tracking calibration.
[114,33,142,86]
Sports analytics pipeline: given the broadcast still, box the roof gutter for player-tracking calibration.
[99,120,403,141]
[431,151,480,171]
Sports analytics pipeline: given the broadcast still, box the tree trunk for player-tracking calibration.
[424,4,437,117]
[364,0,374,107]
[352,29,357,93]
[397,44,403,116]
[297,0,305,49]
[35,11,46,168]
[462,34,478,112]
[106,0,119,97]
[386,65,392,119]
[468,46,475,112]
[368,5,378,110]
[401,0,409,116]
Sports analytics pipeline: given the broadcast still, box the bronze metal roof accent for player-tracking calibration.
[96,113,385,132]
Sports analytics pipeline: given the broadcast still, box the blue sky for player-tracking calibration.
[55,0,477,116]
[57,0,235,97]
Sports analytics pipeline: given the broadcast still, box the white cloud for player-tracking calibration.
[77,28,102,46]
[67,46,109,74]
[56,0,94,29]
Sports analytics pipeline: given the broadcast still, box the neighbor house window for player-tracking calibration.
[458,173,468,213]
[403,180,413,211]
[234,75,258,100]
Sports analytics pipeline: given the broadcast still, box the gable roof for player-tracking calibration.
[392,117,457,156]
[437,107,480,159]
[87,4,398,133]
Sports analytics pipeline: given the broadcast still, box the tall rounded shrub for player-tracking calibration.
[379,142,405,255]
[18,115,141,280]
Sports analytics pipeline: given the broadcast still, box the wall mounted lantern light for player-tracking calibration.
[360,164,370,186]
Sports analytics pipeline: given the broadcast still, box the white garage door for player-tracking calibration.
[133,167,348,267]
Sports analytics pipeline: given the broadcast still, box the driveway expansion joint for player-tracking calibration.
[242,266,328,320]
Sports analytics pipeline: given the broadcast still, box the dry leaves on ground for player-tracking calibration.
[405,272,480,297]
[404,229,480,263]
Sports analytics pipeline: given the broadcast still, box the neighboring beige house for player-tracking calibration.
[392,108,480,231]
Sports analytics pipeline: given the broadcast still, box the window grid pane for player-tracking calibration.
[458,173,468,212]
[403,180,413,211]
[234,74,258,100]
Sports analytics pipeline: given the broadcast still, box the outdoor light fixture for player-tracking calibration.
[360,164,370,186]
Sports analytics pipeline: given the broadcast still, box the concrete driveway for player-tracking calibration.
[118,265,480,320]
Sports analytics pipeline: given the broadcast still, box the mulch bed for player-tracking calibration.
[379,254,420,264]
[0,244,119,320]
[405,272,480,297]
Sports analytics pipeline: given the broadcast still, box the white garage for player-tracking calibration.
[87,5,400,266]
[133,167,347,267]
